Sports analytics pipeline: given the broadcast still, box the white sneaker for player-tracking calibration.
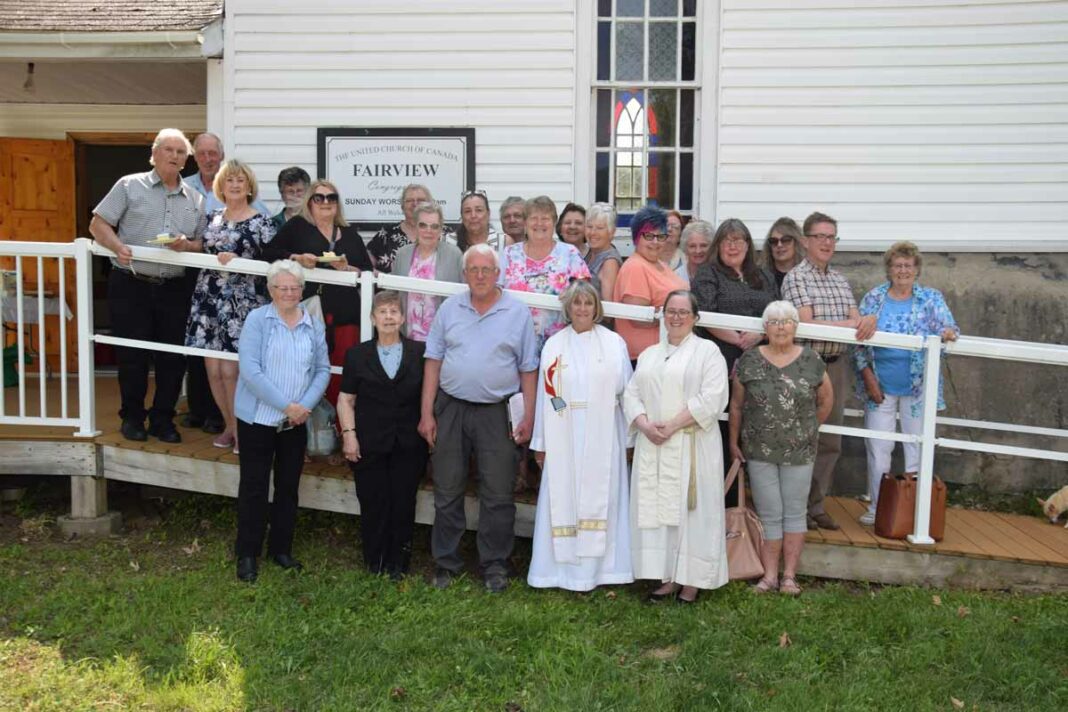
[858,511,876,526]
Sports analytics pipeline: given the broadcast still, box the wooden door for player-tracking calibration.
[0,138,78,372]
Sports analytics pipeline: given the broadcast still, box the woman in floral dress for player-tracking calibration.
[183,160,275,452]
[498,195,590,352]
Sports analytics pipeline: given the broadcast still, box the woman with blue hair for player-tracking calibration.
[612,206,688,362]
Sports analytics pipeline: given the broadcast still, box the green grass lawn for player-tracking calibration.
[0,484,1066,711]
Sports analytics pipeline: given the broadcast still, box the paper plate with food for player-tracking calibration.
[317,251,342,263]
[148,233,179,245]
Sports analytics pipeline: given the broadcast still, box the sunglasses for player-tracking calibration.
[767,236,795,247]
[310,193,339,205]
[461,189,488,201]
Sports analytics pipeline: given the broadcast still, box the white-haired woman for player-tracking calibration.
[729,300,833,596]
[584,202,623,302]
[232,259,331,583]
[528,280,634,591]
[367,183,455,272]
[392,201,464,342]
[675,220,714,284]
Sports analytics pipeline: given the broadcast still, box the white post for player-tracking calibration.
[359,270,374,343]
[907,334,942,545]
[74,238,99,437]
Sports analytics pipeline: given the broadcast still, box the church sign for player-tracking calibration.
[317,128,475,228]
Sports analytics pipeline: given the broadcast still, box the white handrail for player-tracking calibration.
[4,238,1068,547]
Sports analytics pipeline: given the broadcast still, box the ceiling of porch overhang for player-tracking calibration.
[0,60,205,104]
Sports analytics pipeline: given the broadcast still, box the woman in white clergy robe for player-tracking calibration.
[624,289,730,603]
[527,280,635,591]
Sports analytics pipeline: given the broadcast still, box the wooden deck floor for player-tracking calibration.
[2,375,1067,590]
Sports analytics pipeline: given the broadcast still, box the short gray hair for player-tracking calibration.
[192,132,223,153]
[401,183,433,203]
[266,259,306,289]
[680,219,714,249]
[560,279,604,324]
[149,128,192,165]
[762,300,799,323]
[463,243,498,269]
[499,195,525,218]
[586,202,617,232]
[413,200,444,225]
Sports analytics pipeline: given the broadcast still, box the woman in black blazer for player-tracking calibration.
[337,290,428,579]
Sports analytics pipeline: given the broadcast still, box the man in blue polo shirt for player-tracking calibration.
[419,244,538,592]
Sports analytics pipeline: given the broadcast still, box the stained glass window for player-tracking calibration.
[594,0,698,222]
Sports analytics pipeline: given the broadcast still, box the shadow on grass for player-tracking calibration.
[0,481,1066,710]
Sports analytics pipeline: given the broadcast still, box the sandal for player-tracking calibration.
[779,578,802,596]
[753,578,778,594]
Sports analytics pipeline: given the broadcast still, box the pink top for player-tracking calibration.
[405,250,438,342]
[612,254,688,359]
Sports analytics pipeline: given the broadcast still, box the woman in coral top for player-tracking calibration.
[612,206,688,363]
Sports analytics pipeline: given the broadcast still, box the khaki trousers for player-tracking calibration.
[808,356,851,516]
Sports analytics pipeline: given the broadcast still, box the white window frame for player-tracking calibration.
[574,0,721,225]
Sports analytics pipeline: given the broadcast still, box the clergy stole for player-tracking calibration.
[541,326,619,563]
[635,333,700,529]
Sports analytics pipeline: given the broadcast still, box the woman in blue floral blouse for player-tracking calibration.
[853,241,959,526]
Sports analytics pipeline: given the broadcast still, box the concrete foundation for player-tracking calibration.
[57,511,122,537]
[830,251,1068,494]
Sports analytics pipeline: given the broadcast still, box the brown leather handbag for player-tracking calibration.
[874,472,947,541]
[724,460,766,580]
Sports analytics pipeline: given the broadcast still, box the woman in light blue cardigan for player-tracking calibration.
[233,259,330,582]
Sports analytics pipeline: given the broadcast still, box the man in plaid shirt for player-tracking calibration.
[782,212,876,530]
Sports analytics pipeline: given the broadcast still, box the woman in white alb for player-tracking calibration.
[527,280,634,591]
[624,290,730,603]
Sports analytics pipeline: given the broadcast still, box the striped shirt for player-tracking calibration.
[781,258,858,358]
[235,303,331,427]
[93,169,206,279]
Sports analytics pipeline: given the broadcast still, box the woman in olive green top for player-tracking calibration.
[729,300,832,596]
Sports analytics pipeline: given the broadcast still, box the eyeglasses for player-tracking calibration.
[664,309,693,318]
[310,193,339,205]
[806,233,838,242]
[767,236,794,247]
[270,285,302,293]
[465,267,496,277]
[641,233,669,242]
[417,221,442,231]
[722,236,748,246]
[766,318,798,327]
[890,263,916,272]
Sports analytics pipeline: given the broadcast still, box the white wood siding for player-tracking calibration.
[0,104,206,140]
[225,0,579,215]
[717,0,1068,251]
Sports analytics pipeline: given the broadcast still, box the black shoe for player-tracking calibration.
[121,420,147,442]
[432,567,456,590]
[236,556,257,582]
[201,418,225,435]
[676,590,699,605]
[647,585,680,603]
[271,553,303,571]
[179,413,205,429]
[147,422,181,443]
[484,571,509,593]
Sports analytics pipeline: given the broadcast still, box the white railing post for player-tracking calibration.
[73,238,99,437]
[908,334,942,545]
[359,270,374,343]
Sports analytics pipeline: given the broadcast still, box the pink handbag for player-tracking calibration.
[724,459,766,581]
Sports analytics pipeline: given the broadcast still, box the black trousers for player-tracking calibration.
[107,269,188,426]
[183,270,222,423]
[351,445,427,575]
[235,419,307,558]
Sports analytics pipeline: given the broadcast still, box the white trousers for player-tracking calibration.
[864,393,924,515]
